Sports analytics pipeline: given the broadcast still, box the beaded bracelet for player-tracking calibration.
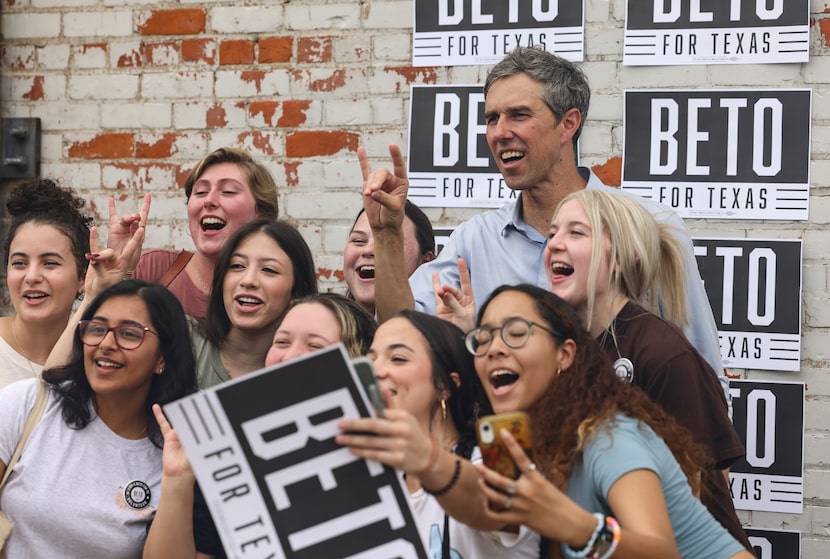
[563,513,605,558]
[594,516,621,559]
[423,458,461,497]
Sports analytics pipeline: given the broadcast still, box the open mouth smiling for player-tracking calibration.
[356,265,375,280]
[501,151,525,163]
[201,216,226,231]
[490,369,519,389]
[550,262,574,277]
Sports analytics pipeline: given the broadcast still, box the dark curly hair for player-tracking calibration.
[393,310,493,460]
[204,219,319,347]
[4,177,92,279]
[42,280,198,448]
[476,284,708,494]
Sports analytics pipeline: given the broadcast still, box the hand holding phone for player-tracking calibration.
[352,357,385,418]
[476,412,533,479]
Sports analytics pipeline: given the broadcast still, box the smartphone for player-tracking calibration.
[352,357,385,418]
[476,412,534,479]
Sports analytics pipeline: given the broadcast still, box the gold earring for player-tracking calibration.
[441,398,447,420]
[556,367,561,375]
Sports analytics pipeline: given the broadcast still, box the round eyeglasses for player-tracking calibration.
[465,317,562,356]
[78,320,158,350]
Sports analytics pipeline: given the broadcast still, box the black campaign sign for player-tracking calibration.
[694,238,801,371]
[413,0,584,66]
[622,89,811,220]
[165,345,427,559]
[408,85,517,208]
[728,380,804,514]
[624,0,809,65]
[745,528,801,559]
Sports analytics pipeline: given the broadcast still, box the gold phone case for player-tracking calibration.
[476,411,534,479]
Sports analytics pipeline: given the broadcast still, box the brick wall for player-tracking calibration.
[1,0,829,554]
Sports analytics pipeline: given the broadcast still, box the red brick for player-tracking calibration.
[240,70,267,92]
[182,38,216,64]
[206,103,228,128]
[281,161,301,187]
[237,131,277,154]
[144,41,178,65]
[291,68,347,93]
[248,101,279,126]
[591,157,622,187]
[820,19,830,46]
[297,37,332,63]
[175,164,193,190]
[384,66,438,92]
[138,9,206,36]
[278,100,311,127]
[136,133,179,159]
[68,133,134,159]
[285,131,359,157]
[116,47,142,68]
[219,39,255,65]
[259,37,292,63]
[22,76,44,101]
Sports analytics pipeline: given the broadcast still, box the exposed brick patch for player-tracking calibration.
[219,39,255,65]
[136,133,179,158]
[291,68,347,92]
[591,156,622,187]
[820,19,830,46]
[239,70,267,92]
[278,100,311,127]
[68,133,134,159]
[22,76,45,100]
[297,37,332,63]
[237,131,276,154]
[281,161,301,186]
[385,66,438,89]
[80,43,107,55]
[285,130,358,157]
[182,38,216,64]
[206,103,228,128]
[317,267,339,280]
[249,101,280,126]
[175,165,193,191]
[145,41,178,66]
[117,48,142,68]
[4,47,36,71]
[259,37,292,63]
[138,9,206,36]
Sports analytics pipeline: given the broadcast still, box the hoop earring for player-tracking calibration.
[441,398,447,421]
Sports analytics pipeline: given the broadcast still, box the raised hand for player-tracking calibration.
[152,404,195,484]
[84,223,145,299]
[432,258,476,332]
[106,193,151,272]
[358,144,408,233]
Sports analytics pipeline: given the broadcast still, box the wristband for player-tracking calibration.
[423,458,461,497]
[593,516,621,559]
[563,512,604,558]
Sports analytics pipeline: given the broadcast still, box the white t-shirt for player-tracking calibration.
[409,447,540,559]
[0,379,162,559]
[0,335,43,390]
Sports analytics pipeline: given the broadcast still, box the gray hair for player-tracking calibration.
[484,46,591,143]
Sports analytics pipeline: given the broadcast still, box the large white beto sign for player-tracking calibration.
[412,0,584,67]
[728,380,804,514]
[624,0,809,65]
[164,345,428,559]
[694,238,801,372]
[622,89,811,220]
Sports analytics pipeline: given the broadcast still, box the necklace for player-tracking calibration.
[11,319,39,377]
[189,262,209,291]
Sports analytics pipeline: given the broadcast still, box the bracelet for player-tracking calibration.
[593,516,621,559]
[563,513,604,558]
[415,437,440,477]
[422,458,461,497]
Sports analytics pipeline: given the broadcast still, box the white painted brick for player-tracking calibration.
[708,63,804,87]
[296,222,323,254]
[215,69,290,98]
[290,68,369,97]
[802,263,828,295]
[372,34,413,62]
[324,99,372,125]
[142,72,214,99]
[102,164,176,193]
[586,0,614,23]
[446,65,489,84]
[32,0,97,6]
[1,14,61,39]
[333,36,371,63]
[39,133,63,162]
[585,25,624,58]
[72,44,108,69]
[322,158,363,190]
[370,97,405,125]
[811,160,830,188]
[63,10,133,38]
[109,41,142,69]
[808,194,830,224]
[34,102,101,130]
[803,229,830,260]
[41,163,102,190]
[101,102,172,129]
[584,61,620,93]
[4,75,64,101]
[323,224,352,252]
[173,101,247,130]
[3,46,36,70]
[618,64,708,89]
[37,44,71,69]
[284,3,361,31]
[805,296,830,328]
[209,7,283,33]
[364,1,413,29]
[69,74,139,100]
[285,191,358,219]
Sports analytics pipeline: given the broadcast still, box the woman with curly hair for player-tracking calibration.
[468,284,754,559]
[0,178,91,388]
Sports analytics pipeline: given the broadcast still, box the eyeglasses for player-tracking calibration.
[465,317,562,356]
[78,320,158,350]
